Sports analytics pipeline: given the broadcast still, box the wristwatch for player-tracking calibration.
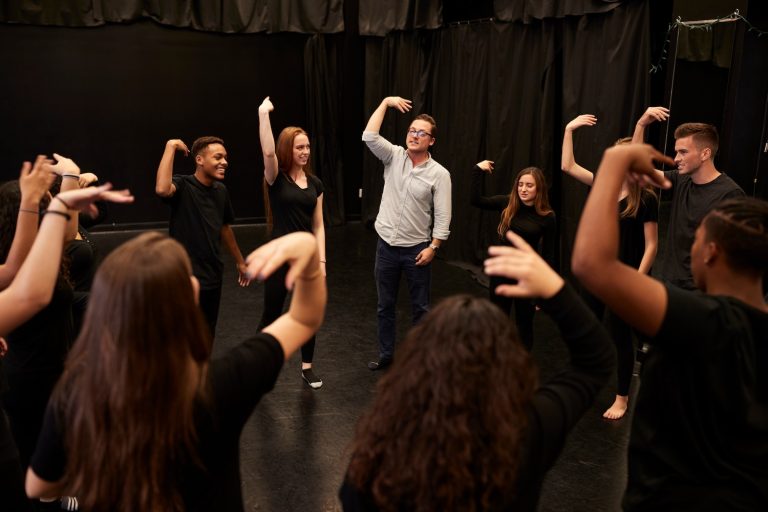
[429,243,439,251]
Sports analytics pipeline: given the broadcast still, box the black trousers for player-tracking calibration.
[258,264,316,363]
[199,286,222,339]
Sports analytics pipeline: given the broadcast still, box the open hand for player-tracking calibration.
[52,183,134,218]
[49,153,81,176]
[484,231,564,299]
[566,114,597,132]
[385,96,412,113]
[476,160,494,173]
[167,139,190,156]
[245,232,319,290]
[19,155,55,205]
[604,143,674,189]
[637,106,669,127]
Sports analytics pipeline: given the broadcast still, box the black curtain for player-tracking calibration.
[0,0,343,33]
[493,0,622,22]
[0,21,309,226]
[358,0,442,36]
[361,0,648,268]
[304,34,345,226]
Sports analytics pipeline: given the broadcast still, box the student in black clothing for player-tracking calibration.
[340,230,612,512]
[155,136,251,337]
[258,96,326,388]
[470,161,556,349]
[562,114,659,420]
[0,156,55,512]
[26,230,326,512]
[572,143,768,511]
[0,179,133,512]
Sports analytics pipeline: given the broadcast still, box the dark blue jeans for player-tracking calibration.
[374,237,431,360]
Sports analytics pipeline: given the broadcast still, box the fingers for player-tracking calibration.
[494,284,526,298]
[180,142,190,156]
[18,161,32,179]
[505,230,535,252]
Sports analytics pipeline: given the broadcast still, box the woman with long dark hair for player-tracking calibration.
[572,143,767,511]
[258,96,326,388]
[26,230,326,512]
[470,162,556,349]
[341,231,612,512]
[562,114,659,420]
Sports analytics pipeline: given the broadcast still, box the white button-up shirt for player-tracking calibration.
[363,130,452,247]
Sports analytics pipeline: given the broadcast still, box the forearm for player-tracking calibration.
[0,200,69,335]
[155,145,176,196]
[259,112,278,183]
[561,129,576,172]
[221,226,245,266]
[637,242,657,274]
[0,201,40,289]
[59,173,80,241]
[364,100,389,133]
[288,252,326,331]
[632,122,647,144]
[314,225,326,263]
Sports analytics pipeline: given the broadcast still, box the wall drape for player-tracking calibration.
[0,0,343,33]
[360,0,648,268]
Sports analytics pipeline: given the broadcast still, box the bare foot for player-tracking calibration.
[603,395,629,420]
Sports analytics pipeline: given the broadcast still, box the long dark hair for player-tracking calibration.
[50,232,212,512]
[347,295,538,512]
[263,126,313,232]
[497,167,553,238]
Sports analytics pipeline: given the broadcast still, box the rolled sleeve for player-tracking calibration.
[362,131,397,166]
[432,170,452,240]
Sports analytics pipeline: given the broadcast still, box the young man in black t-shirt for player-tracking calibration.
[633,112,744,289]
[155,136,250,336]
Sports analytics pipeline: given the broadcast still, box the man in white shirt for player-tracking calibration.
[362,96,452,370]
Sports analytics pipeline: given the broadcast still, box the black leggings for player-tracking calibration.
[199,286,222,339]
[258,264,316,363]
[489,274,535,350]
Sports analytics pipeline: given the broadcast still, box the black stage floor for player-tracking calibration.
[93,222,633,512]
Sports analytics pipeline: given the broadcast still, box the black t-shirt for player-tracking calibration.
[268,172,324,239]
[340,284,613,511]
[618,189,659,269]
[31,332,285,512]
[470,167,557,266]
[658,171,744,290]
[165,175,236,289]
[624,285,768,511]
[66,227,97,292]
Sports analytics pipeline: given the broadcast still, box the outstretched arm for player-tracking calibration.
[0,157,55,289]
[0,183,133,336]
[258,97,279,185]
[221,225,250,287]
[155,139,188,197]
[571,144,673,336]
[364,96,412,134]
[247,232,326,359]
[470,161,508,211]
[561,115,597,186]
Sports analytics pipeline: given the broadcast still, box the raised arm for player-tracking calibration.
[0,183,133,336]
[0,157,55,289]
[561,115,597,186]
[155,139,188,197]
[247,232,326,359]
[221,225,250,287]
[470,161,508,211]
[364,96,412,133]
[571,144,673,336]
[49,154,82,241]
[631,106,669,144]
[258,97,279,185]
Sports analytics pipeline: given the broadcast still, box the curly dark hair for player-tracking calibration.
[347,295,538,512]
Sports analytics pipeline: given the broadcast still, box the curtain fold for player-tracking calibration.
[0,0,343,33]
[493,0,622,23]
[304,34,345,226]
[359,0,442,36]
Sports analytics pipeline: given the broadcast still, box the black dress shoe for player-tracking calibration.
[367,358,392,371]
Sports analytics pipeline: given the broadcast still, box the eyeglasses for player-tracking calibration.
[407,128,433,138]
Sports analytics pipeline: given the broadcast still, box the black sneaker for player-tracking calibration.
[301,368,323,389]
[367,358,392,371]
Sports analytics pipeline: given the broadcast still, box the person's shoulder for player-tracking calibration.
[309,173,323,188]
[429,159,451,177]
[714,173,744,194]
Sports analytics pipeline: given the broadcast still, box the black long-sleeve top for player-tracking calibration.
[339,283,613,511]
[471,166,556,266]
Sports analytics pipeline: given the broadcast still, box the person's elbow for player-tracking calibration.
[25,468,60,500]
[155,185,171,197]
